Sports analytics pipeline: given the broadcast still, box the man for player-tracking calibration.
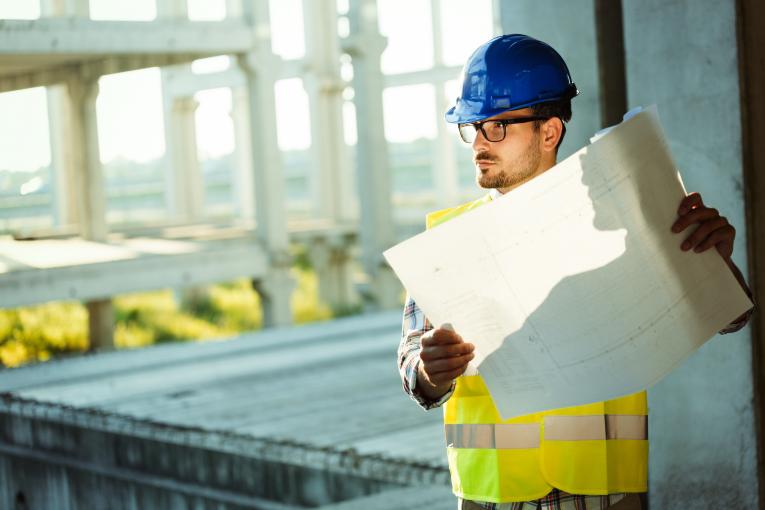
[397,34,753,510]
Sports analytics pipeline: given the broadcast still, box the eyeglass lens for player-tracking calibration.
[458,121,506,144]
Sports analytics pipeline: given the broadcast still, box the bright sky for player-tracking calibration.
[0,0,493,172]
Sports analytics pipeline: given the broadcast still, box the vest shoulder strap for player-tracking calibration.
[426,193,493,230]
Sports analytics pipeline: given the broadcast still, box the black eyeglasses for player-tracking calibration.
[458,116,549,143]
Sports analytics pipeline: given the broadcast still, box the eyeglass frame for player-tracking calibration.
[457,116,550,144]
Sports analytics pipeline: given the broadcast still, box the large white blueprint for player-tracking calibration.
[384,107,754,419]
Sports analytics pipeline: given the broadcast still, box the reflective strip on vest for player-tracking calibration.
[446,423,540,449]
[445,415,647,449]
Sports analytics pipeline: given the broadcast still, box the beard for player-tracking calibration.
[475,133,542,190]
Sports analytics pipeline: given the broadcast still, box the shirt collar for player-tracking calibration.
[489,188,504,200]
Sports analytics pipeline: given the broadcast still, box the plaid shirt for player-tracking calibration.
[399,295,629,509]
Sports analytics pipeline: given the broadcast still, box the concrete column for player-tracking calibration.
[346,0,400,310]
[308,235,358,313]
[594,0,627,128]
[66,73,113,350]
[230,86,255,222]
[621,1,756,506]
[41,0,86,230]
[46,84,79,228]
[430,0,459,207]
[157,0,207,224]
[43,0,113,350]
[39,0,89,17]
[155,0,187,18]
[238,1,294,327]
[67,76,106,242]
[167,96,205,222]
[302,0,354,224]
[301,0,358,311]
[225,0,242,18]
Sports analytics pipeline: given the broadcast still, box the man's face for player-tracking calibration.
[470,107,542,192]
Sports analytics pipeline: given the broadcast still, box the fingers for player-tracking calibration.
[419,325,476,385]
[672,193,735,260]
[696,226,735,258]
[679,216,729,251]
[677,192,703,215]
[424,352,475,375]
[420,341,474,361]
[672,206,719,234]
[421,327,464,347]
[427,364,472,385]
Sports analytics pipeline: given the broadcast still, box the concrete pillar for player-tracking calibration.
[307,235,358,313]
[593,0,627,128]
[238,1,294,327]
[346,0,400,310]
[738,0,765,502]
[301,0,358,311]
[621,1,756,506]
[167,96,205,222]
[230,86,256,222]
[39,0,89,17]
[41,0,84,229]
[66,73,114,350]
[155,0,187,18]
[43,0,113,351]
[157,0,208,224]
[302,0,354,224]
[46,84,79,228]
[430,0,459,207]
[225,0,242,18]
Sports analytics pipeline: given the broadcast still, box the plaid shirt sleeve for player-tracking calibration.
[398,294,456,410]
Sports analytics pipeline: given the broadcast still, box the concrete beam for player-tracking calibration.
[0,18,252,56]
[0,53,208,93]
[0,238,269,308]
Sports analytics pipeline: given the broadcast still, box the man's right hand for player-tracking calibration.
[417,325,475,400]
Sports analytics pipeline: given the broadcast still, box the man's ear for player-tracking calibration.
[540,117,563,153]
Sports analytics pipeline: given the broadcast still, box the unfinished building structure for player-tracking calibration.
[1,0,764,508]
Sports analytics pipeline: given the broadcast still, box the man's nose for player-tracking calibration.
[472,127,490,152]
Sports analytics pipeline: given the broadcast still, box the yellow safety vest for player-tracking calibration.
[427,194,648,503]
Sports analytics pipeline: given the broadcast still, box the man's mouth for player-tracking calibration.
[475,158,496,170]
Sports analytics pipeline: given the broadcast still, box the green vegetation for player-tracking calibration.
[0,267,334,368]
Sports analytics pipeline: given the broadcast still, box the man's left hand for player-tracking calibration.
[671,192,735,260]
[672,192,754,333]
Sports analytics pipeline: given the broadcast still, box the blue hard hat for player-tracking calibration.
[445,34,579,124]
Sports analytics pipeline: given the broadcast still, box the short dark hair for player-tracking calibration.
[531,100,573,152]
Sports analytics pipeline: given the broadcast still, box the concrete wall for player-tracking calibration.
[622,1,757,507]
[498,0,601,160]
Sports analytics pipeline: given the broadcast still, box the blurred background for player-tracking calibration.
[0,0,501,367]
[0,0,763,508]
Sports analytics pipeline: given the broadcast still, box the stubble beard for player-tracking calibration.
[476,133,542,190]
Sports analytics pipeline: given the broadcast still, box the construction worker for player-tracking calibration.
[397,34,753,510]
